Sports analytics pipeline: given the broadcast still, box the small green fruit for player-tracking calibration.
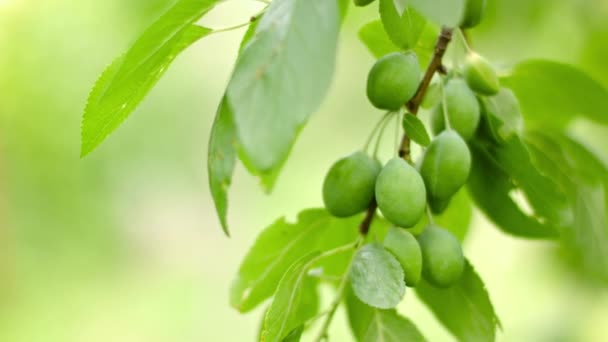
[420,130,471,200]
[353,0,376,6]
[375,158,426,228]
[384,227,422,287]
[428,195,451,214]
[367,52,421,110]
[418,225,465,287]
[463,52,500,95]
[461,0,486,29]
[323,151,381,217]
[431,79,480,140]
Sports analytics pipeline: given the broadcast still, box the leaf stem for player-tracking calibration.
[313,237,364,342]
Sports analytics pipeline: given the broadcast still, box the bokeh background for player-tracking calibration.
[1,0,608,341]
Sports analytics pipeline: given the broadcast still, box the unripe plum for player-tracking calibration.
[323,151,381,217]
[463,52,500,96]
[367,52,421,110]
[420,130,471,200]
[375,158,426,228]
[461,0,486,29]
[384,227,422,287]
[418,225,465,287]
[353,0,376,6]
[431,79,480,140]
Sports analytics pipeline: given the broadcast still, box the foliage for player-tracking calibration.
[80,0,608,340]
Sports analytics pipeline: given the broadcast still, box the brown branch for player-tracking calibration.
[359,26,454,236]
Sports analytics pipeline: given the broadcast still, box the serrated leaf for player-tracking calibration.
[226,0,341,190]
[230,209,329,312]
[416,260,500,342]
[81,0,220,156]
[403,0,465,27]
[380,0,427,50]
[261,253,320,342]
[346,288,427,342]
[350,243,405,309]
[501,60,608,129]
[525,132,608,283]
[358,20,400,59]
[402,113,431,147]
[208,21,259,236]
[468,143,559,238]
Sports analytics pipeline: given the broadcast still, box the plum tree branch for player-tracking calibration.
[359,26,454,236]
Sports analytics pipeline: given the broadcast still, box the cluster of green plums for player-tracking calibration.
[323,0,498,288]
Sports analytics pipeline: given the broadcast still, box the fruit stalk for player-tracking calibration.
[359,26,455,236]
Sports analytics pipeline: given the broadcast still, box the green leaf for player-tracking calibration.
[226,0,341,190]
[468,143,559,238]
[346,288,427,342]
[479,137,572,227]
[402,113,431,147]
[358,20,400,59]
[208,20,259,236]
[501,60,608,129]
[380,0,427,51]
[399,0,465,27]
[81,0,220,156]
[350,243,405,309]
[261,253,320,342]
[230,209,329,312]
[207,98,236,236]
[525,132,608,283]
[416,260,500,342]
[479,88,523,142]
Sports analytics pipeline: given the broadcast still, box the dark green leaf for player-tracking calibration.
[399,0,465,27]
[346,288,427,342]
[81,0,220,156]
[402,113,431,147]
[208,20,259,235]
[501,60,608,129]
[380,0,427,50]
[416,260,500,342]
[468,143,559,238]
[261,253,320,342]
[479,88,523,142]
[358,20,400,59]
[350,243,405,309]
[226,0,341,190]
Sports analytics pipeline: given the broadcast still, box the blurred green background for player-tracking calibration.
[1,0,608,341]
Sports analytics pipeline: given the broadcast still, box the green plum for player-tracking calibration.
[463,52,500,95]
[367,52,421,110]
[384,227,422,287]
[461,0,486,29]
[323,151,381,217]
[418,225,465,287]
[431,79,480,140]
[375,158,426,228]
[420,130,471,200]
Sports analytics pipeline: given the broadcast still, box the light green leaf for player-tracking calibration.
[230,209,330,312]
[226,0,341,190]
[525,132,608,283]
[346,288,427,342]
[208,20,259,236]
[403,0,465,27]
[261,253,320,342]
[350,243,405,309]
[81,0,220,156]
[358,20,400,59]
[402,113,431,147]
[501,60,608,129]
[416,260,500,342]
[468,143,559,238]
[380,0,427,50]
